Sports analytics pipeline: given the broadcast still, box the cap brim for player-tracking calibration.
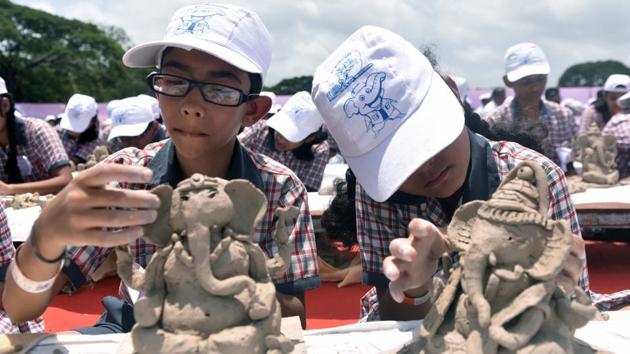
[108,122,150,141]
[122,36,263,78]
[60,114,91,133]
[506,63,550,82]
[345,72,464,202]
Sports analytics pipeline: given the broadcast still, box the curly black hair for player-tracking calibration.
[319,169,358,247]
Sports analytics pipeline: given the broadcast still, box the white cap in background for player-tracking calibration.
[504,42,550,82]
[266,91,323,142]
[60,93,97,133]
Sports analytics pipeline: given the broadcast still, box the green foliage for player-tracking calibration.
[264,76,313,95]
[558,60,630,87]
[0,0,149,102]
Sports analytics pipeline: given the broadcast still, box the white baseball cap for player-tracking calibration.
[60,93,98,133]
[312,26,464,202]
[106,99,123,118]
[107,96,155,141]
[261,91,282,114]
[504,42,550,82]
[266,91,323,143]
[136,94,161,119]
[0,76,7,95]
[123,4,272,81]
[603,74,630,93]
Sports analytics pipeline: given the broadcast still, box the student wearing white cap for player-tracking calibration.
[106,96,167,153]
[0,76,71,195]
[239,91,332,191]
[56,93,103,164]
[4,4,319,337]
[579,74,630,136]
[310,26,625,322]
[483,42,577,166]
[601,91,630,179]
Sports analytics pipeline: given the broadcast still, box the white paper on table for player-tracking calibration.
[5,206,41,242]
[318,163,349,192]
[575,311,630,353]
[24,333,128,354]
[307,192,334,215]
[571,184,630,208]
[303,320,421,354]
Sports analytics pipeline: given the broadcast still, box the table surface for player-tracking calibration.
[2,312,629,353]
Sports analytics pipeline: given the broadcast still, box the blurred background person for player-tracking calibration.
[56,93,102,164]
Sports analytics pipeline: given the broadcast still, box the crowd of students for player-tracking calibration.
[0,2,629,336]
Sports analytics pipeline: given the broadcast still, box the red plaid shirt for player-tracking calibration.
[602,113,630,179]
[0,118,69,182]
[483,99,577,165]
[238,120,332,191]
[357,131,627,320]
[56,126,103,163]
[63,139,320,297]
[0,202,45,333]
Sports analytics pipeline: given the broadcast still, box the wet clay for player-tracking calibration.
[116,174,296,354]
[399,161,608,354]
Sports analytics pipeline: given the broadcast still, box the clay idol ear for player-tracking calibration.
[447,200,484,253]
[142,184,173,247]
[527,219,573,281]
[224,179,267,235]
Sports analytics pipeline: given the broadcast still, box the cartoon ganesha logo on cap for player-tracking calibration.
[327,51,404,136]
[172,5,226,36]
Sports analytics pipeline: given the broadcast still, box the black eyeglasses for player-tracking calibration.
[146,72,258,107]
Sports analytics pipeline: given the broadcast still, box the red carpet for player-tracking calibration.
[43,240,630,332]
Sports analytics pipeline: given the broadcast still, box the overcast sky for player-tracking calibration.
[12,0,630,88]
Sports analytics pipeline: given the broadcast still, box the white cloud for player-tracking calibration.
[11,0,630,88]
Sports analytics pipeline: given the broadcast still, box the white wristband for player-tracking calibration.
[9,254,63,294]
[402,290,431,306]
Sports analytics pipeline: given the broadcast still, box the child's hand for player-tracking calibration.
[383,218,450,302]
[36,164,161,252]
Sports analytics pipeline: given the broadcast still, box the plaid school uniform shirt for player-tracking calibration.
[0,117,69,182]
[483,99,577,165]
[602,113,630,179]
[63,138,320,298]
[56,125,102,163]
[239,120,332,192]
[357,130,627,321]
[578,106,606,136]
[0,203,45,333]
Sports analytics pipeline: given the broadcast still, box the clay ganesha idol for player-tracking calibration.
[116,174,297,353]
[399,161,606,354]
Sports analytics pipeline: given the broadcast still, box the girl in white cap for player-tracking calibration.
[579,74,630,136]
[56,93,103,164]
[239,91,333,191]
[0,77,72,195]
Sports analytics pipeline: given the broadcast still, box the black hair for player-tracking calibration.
[593,94,613,125]
[1,94,23,183]
[319,169,358,247]
[266,127,328,161]
[77,116,100,144]
[160,47,263,95]
[489,118,548,155]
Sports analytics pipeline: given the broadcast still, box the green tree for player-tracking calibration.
[558,60,630,87]
[0,0,149,102]
[264,76,313,95]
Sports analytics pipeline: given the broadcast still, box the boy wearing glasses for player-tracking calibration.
[483,42,577,167]
[3,4,319,332]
